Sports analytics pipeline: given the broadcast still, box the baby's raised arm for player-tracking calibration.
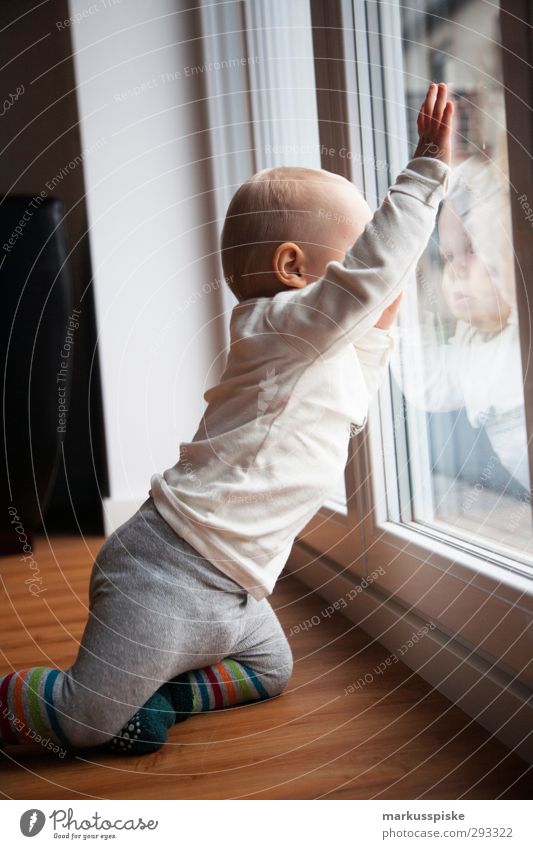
[264,83,454,360]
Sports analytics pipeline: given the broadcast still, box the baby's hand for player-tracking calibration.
[413,82,454,166]
[375,292,403,330]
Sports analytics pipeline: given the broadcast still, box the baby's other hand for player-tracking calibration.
[413,82,454,166]
[374,292,403,329]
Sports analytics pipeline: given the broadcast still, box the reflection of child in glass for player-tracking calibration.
[393,155,529,490]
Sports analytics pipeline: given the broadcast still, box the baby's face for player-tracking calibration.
[438,203,510,331]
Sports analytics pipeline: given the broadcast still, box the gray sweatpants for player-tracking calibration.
[55,497,293,747]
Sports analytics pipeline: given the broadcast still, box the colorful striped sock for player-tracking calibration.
[0,668,71,751]
[169,658,272,715]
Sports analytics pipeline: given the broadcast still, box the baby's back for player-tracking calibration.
[149,294,368,599]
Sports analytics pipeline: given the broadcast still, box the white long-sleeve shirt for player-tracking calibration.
[150,156,451,599]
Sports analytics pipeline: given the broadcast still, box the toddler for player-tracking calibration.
[0,84,452,756]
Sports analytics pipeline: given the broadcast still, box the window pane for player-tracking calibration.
[389,0,533,563]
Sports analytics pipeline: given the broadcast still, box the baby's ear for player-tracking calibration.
[272,242,307,289]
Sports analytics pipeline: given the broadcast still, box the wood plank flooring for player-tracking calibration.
[0,534,531,799]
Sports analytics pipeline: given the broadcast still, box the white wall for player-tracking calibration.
[68,0,227,531]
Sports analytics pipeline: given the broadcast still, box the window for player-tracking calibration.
[385,0,533,568]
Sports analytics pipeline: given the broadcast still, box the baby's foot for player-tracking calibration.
[105,673,196,757]
[166,671,195,720]
[106,686,177,756]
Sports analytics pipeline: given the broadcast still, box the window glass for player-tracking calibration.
[389,0,533,562]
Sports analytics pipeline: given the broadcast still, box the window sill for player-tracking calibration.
[372,518,533,616]
[298,502,533,688]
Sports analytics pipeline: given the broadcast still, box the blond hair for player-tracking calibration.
[220,166,358,301]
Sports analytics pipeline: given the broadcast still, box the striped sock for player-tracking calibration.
[0,668,71,751]
[170,658,272,715]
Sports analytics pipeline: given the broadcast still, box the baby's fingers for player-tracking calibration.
[413,83,453,164]
[443,99,454,128]
[418,83,437,139]
[431,82,448,134]
[436,100,454,142]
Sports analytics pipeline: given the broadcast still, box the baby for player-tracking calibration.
[0,84,453,757]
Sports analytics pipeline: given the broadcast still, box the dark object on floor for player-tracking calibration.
[0,195,72,555]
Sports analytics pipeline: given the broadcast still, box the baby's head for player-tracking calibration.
[221,166,372,301]
[436,156,516,332]
[437,199,510,331]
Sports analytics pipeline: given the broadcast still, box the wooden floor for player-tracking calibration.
[0,534,531,800]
